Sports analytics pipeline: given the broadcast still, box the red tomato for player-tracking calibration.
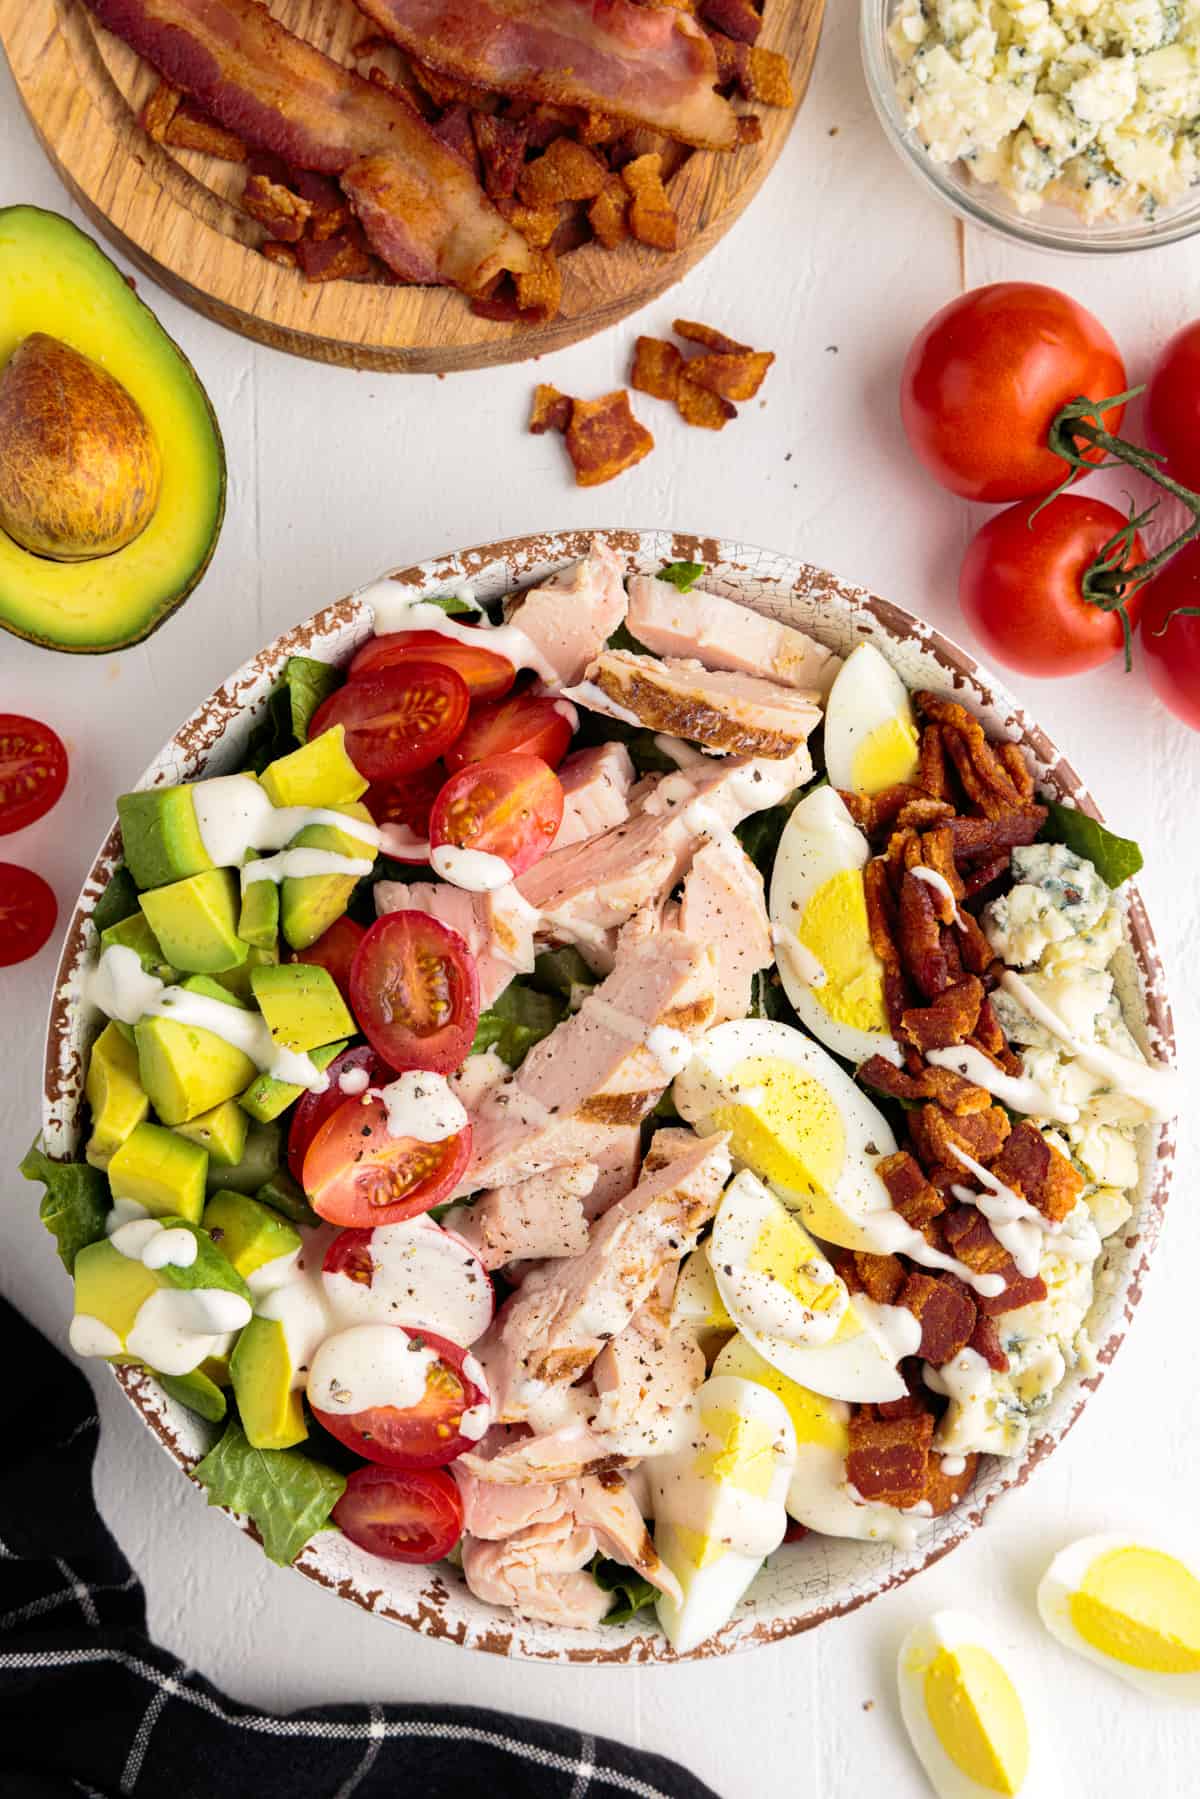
[0,863,57,966]
[429,752,563,879]
[291,914,365,1005]
[959,495,1145,677]
[443,692,574,774]
[0,716,68,837]
[332,1463,463,1563]
[1146,321,1200,490]
[322,1228,377,1286]
[309,662,469,782]
[351,630,515,702]
[350,910,480,1074]
[287,1044,389,1184]
[311,1325,486,1469]
[302,1093,471,1226]
[1140,541,1200,730]
[901,283,1126,503]
[364,763,445,849]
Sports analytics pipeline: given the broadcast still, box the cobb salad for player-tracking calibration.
[24,537,1178,1652]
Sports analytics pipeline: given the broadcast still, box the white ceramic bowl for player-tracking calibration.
[43,529,1176,1663]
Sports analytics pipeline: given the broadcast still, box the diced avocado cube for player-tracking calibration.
[229,1315,307,1449]
[139,869,248,975]
[206,1119,282,1196]
[213,941,278,1003]
[238,876,279,950]
[281,803,377,951]
[255,1170,319,1228]
[259,723,366,809]
[174,1098,249,1168]
[74,1237,161,1345]
[250,962,354,1054]
[107,1123,208,1223]
[203,1190,301,1281]
[155,1366,227,1423]
[118,786,214,890]
[135,990,258,1127]
[238,1038,347,1125]
[99,912,177,983]
[85,1021,149,1169]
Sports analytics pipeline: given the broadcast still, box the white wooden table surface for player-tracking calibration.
[3,8,1199,1795]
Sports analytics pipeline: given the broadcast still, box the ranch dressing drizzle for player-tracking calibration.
[551,698,580,731]
[926,1043,1079,1124]
[306,1323,437,1415]
[83,1217,252,1375]
[770,924,827,990]
[323,1216,493,1347]
[87,945,329,1092]
[358,580,560,685]
[946,1145,1044,1279]
[1000,969,1180,1122]
[909,865,965,928]
[190,775,381,867]
[241,847,374,888]
[861,1202,1007,1300]
[430,844,513,891]
[370,1071,468,1143]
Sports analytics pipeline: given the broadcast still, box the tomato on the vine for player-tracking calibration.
[1140,542,1200,730]
[958,495,1145,678]
[1146,320,1200,491]
[901,283,1126,503]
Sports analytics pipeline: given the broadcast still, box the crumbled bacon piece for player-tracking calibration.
[708,35,795,106]
[877,1151,946,1229]
[991,1121,1084,1224]
[847,1408,934,1508]
[835,1249,906,1305]
[563,390,655,485]
[631,337,684,402]
[839,783,925,836]
[409,58,491,110]
[589,174,630,248]
[915,693,1026,820]
[529,383,573,435]
[433,104,481,172]
[998,740,1036,801]
[702,0,763,44]
[260,240,298,269]
[737,113,764,145]
[941,1206,1048,1316]
[968,1311,1009,1373]
[911,1102,1011,1172]
[896,796,956,831]
[290,171,349,242]
[901,975,984,1054]
[923,1451,979,1515]
[294,230,374,282]
[685,347,775,402]
[898,872,951,1000]
[917,724,949,801]
[518,135,609,205]
[471,112,530,200]
[622,153,679,250]
[241,172,313,243]
[899,1272,977,1365]
[139,81,181,143]
[498,198,562,249]
[165,101,247,160]
[948,810,1048,860]
[961,854,1012,901]
[515,248,562,321]
[861,1057,990,1116]
[974,997,1020,1070]
[676,375,736,429]
[673,317,747,354]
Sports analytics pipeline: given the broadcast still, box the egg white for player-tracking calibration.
[1038,1533,1200,1701]
[824,641,921,797]
[898,1612,1050,1799]
[710,1170,848,1349]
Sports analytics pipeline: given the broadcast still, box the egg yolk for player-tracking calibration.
[797,869,889,1035]
[922,1645,1030,1796]
[746,1207,844,1322]
[1070,1546,1200,1673]
[730,1343,849,1453]
[711,1055,846,1200]
[850,713,920,796]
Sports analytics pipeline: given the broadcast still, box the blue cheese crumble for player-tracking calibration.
[889,0,1200,221]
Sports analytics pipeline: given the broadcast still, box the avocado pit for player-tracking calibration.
[0,331,162,561]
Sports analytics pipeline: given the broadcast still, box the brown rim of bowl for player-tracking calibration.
[41,527,1176,1663]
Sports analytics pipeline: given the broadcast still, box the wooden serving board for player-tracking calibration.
[0,0,824,373]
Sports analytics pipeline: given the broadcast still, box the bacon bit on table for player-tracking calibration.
[529,386,654,485]
[630,317,775,430]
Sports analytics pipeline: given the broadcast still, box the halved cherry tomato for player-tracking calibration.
[443,692,574,774]
[309,662,469,782]
[287,1044,389,1184]
[303,1092,472,1226]
[364,763,445,846]
[323,1228,376,1287]
[332,1463,464,1563]
[0,863,57,966]
[0,716,68,837]
[351,630,515,702]
[429,751,563,879]
[312,1325,486,1469]
[349,911,479,1074]
[291,914,365,1005]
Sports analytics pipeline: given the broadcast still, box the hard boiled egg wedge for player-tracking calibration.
[673,1018,902,1256]
[898,1612,1049,1799]
[714,1335,917,1546]
[708,1171,913,1403]
[650,1373,795,1654]
[672,1247,733,1332]
[1037,1534,1200,1700]
[824,640,921,797]
[769,785,901,1069]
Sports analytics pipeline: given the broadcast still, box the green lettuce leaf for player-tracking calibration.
[286,655,340,743]
[736,788,804,881]
[472,982,565,1067]
[748,967,799,1027]
[605,621,651,657]
[658,561,704,593]
[91,865,140,935]
[426,591,481,618]
[591,1555,658,1624]
[1040,802,1143,888]
[193,1420,346,1566]
[532,946,597,1004]
[20,1143,108,1273]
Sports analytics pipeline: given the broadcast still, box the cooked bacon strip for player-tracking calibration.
[923,1450,979,1516]
[901,974,983,1053]
[86,0,530,292]
[940,1206,1048,1316]
[877,1149,946,1229]
[847,1408,933,1508]
[859,1057,990,1116]
[990,1121,1084,1224]
[832,1248,906,1306]
[898,1271,977,1365]
[352,0,739,150]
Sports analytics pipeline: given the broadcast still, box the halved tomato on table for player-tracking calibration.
[349,910,480,1073]
[286,1044,389,1184]
[350,629,515,702]
[291,914,365,1004]
[311,1325,486,1469]
[443,692,574,773]
[0,862,57,966]
[302,1092,471,1226]
[0,715,68,836]
[309,661,469,781]
[429,751,563,879]
[332,1464,464,1563]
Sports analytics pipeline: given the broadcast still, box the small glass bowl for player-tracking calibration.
[860,0,1200,254]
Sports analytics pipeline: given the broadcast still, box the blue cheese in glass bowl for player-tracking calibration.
[888,0,1200,223]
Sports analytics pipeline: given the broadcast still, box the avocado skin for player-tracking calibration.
[0,207,225,654]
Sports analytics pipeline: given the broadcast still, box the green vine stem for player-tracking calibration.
[1037,388,1200,668]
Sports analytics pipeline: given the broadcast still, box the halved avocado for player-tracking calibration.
[0,207,225,652]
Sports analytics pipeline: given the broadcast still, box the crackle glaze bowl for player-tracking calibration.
[42,529,1176,1663]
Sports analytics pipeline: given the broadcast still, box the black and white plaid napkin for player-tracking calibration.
[0,1297,719,1799]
